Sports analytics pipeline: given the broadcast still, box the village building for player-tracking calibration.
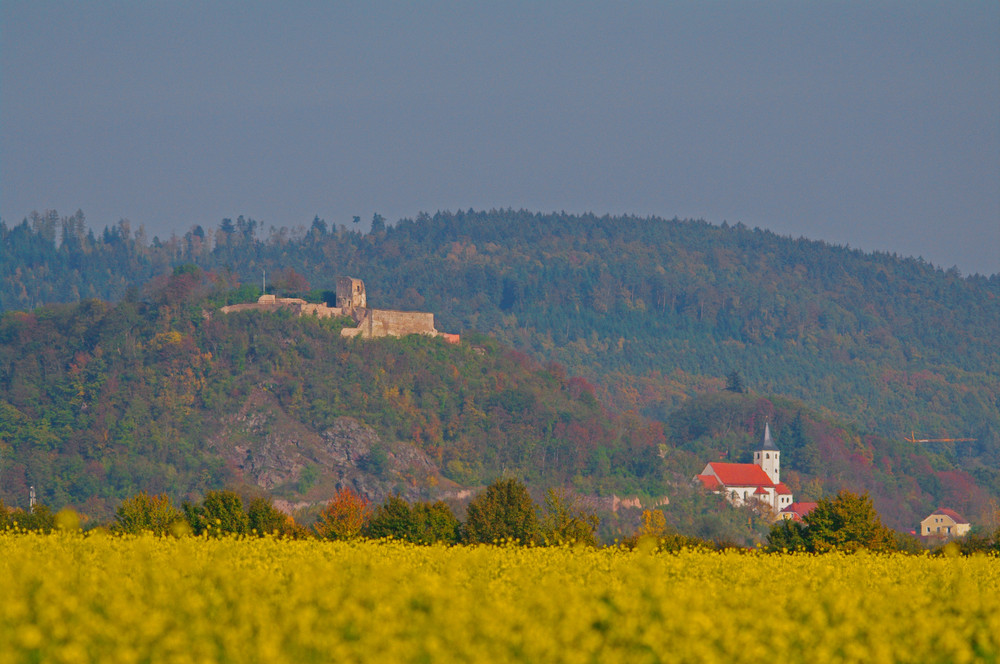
[919,508,971,539]
[695,423,794,516]
[778,501,818,522]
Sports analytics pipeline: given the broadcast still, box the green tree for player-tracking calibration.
[0,499,10,530]
[539,489,599,546]
[411,500,460,545]
[725,370,746,394]
[114,492,182,535]
[247,496,297,537]
[364,496,460,544]
[795,490,896,552]
[184,490,249,537]
[5,505,56,533]
[365,494,417,540]
[464,478,539,545]
[766,518,809,552]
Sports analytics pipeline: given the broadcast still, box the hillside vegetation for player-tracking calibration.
[0,271,665,519]
[1,209,997,534]
[3,210,996,444]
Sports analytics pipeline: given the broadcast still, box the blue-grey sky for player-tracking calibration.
[2,2,998,275]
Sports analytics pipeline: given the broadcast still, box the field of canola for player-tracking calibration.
[1,533,998,664]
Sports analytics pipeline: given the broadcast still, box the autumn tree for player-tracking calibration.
[621,508,713,552]
[637,509,667,539]
[314,487,371,540]
[463,478,538,545]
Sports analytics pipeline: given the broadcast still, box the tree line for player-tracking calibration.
[5,483,997,556]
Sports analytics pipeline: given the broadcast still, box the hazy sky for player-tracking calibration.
[2,2,998,275]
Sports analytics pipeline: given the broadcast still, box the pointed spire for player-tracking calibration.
[761,422,778,450]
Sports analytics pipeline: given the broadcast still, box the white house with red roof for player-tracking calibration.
[919,508,971,538]
[695,423,794,515]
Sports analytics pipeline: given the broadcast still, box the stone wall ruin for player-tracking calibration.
[220,277,458,343]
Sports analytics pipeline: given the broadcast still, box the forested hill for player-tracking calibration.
[0,274,994,535]
[0,273,666,520]
[3,209,997,455]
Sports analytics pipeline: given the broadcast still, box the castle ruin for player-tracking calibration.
[220,277,459,343]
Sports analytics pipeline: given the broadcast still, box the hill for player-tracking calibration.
[1,209,997,534]
[0,272,665,521]
[3,210,996,443]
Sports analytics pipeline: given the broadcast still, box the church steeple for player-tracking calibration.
[761,422,777,450]
[753,423,780,484]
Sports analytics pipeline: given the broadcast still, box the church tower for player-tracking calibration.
[753,423,780,484]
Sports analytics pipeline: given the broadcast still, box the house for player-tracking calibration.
[695,423,794,516]
[779,502,818,522]
[919,508,971,538]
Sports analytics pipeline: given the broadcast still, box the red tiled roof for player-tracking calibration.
[781,502,818,517]
[696,475,721,490]
[774,482,792,495]
[932,508,969,524]
[706,462,774,488]
[754,486,770,495]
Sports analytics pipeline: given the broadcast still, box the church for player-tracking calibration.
[695,423,794,515]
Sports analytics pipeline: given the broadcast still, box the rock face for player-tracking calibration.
[209,387,451,507]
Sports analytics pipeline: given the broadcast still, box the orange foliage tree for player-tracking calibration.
[314,487,371,540]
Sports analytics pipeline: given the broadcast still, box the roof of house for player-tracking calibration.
[754,486,770,496]
[696,474,722,490]
[759,422,778,451]
[780,502,818,520]
[928,508,969,524]
[705,462,774,488]
[774,482,792,495]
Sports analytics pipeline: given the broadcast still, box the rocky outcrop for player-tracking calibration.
[208,387,452,506]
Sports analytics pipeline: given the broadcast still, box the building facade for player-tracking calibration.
[695,423,794,515]
[920,508,971,538]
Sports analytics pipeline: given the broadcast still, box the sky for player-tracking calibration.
[2,2,998,275]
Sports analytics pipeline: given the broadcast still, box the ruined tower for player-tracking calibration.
[336,277,367,311]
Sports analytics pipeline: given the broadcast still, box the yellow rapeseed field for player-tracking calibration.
[1,532,997,663]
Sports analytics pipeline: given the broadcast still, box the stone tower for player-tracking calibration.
[753,422,780,484]
[336,277,367,311]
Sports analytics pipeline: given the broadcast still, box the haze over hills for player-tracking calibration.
[0,209,997,538]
